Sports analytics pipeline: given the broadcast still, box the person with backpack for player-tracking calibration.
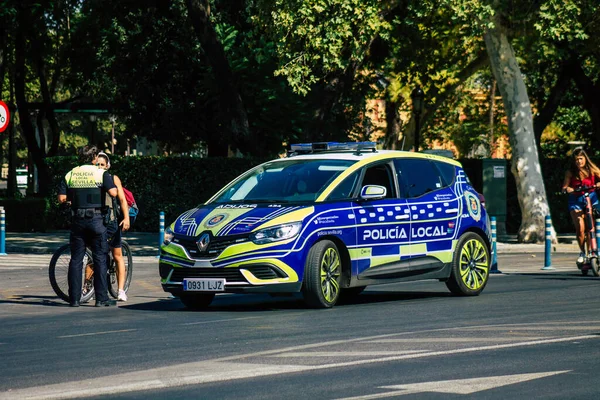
[96,152,130,301]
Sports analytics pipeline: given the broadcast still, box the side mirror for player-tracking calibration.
[360,185,387,201]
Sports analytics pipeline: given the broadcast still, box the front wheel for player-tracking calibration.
[49,244,95,303]
[591,257,600,277]
[180,293,215,310]
[445,232,490,296]
[302,240,342,308]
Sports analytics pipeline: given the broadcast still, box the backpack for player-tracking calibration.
[121,187,139,222]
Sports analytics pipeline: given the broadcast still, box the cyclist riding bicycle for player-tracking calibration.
[562,147,600,264]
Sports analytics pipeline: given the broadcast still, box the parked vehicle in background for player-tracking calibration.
[159,142,492,309]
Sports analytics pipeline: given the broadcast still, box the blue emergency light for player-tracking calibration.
[289,141,377,155]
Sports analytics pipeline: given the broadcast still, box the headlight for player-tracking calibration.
[250,222,302,244]
[163,226,175,245]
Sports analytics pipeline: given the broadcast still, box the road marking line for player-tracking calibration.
[182,316,260,326]
[5,334,597,399]
[367,337,554,343]
[270,350,428,357]
[58,329,137,338]
[336,370,572,400]
[459,326,600,331]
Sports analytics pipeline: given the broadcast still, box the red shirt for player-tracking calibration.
[569,173,596,194]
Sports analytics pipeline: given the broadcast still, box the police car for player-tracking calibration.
[160,142,491,309]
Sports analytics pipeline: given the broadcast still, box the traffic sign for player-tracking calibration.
[0,101,10,132]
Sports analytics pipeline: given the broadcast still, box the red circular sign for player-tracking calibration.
[0,101,10,133]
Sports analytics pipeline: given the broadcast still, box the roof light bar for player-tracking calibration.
[289,142,377,154]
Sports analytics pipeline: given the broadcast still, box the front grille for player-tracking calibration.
[173,234,249,259]
[169,267,245,282]
[161,263,288,283]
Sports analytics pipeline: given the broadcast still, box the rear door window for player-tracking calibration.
[394,159,444,198]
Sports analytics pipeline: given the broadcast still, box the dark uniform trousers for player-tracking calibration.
[68,213,110,303]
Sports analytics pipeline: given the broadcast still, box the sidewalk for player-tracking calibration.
[3,231,159,256]
[1,231,581,256]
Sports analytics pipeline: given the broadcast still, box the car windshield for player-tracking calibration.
[211,159,356,204]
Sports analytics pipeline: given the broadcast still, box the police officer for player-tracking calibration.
[57,145,118,307]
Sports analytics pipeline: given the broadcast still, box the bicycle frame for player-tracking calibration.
[581,191,598,255]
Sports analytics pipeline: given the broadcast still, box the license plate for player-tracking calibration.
[182,278,225,292]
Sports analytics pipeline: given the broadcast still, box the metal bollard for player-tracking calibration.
[596,219,600,250]
[490,216,501,273]
[0,207,6,256]
[541,214,554,270]
[158,211,165,258]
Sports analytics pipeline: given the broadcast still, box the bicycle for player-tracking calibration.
[48,240,133,303]
[564,185,600,277]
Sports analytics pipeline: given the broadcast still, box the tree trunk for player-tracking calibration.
[383,99,403,150]
[533,62,572,156]
[484,25,552,243]
[185,0,249,155]
[16,4,50,195]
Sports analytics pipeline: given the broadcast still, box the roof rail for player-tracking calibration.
[288,141,377,157]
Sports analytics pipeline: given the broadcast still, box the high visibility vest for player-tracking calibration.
[64,165,106,209]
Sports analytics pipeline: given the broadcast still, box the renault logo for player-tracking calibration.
[196,233,211,253]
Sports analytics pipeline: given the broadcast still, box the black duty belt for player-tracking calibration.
[72,208,104,218]
[74,208,103,214]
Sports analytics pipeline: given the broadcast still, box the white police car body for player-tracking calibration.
[159,142,491,309]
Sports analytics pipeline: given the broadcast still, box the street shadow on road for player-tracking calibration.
[504,272,598,280]
[121,294,308,312]
[0,294,69,307]
[338,290,452,306]
[120,291,452,312]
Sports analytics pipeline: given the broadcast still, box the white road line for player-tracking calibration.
[459,326,600,331]
[336,370,572,400]
[182,316,260,326]
[4,334,597,400]
[367,337,554,343]
[58,329,137,338]
[270,350,428,358]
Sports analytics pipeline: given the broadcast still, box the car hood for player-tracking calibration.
[171,204,314,238]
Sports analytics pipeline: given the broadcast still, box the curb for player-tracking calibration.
[6,246,159,257]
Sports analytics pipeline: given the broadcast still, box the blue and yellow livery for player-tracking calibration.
[159,142,491,309]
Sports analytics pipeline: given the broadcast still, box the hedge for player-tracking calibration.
[1,155,575,234]
[44,155,269,232]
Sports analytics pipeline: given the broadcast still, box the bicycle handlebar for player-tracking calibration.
[562,185,598,194]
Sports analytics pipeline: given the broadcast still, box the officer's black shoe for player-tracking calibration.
[70,301,80,307]
[95,299,117,307]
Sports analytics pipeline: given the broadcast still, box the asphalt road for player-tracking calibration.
[1,253,600,399]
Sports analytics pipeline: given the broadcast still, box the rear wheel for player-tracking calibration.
[302,240,342,308]
[49,244,95,303]
[108,241,133,298]
[180,293,215,310]
[446,232,490,296]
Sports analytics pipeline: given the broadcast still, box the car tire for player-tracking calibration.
[445,232,490,296]
[179,293,215,310]
[302,240,342,308]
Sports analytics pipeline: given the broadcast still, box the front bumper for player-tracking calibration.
[159,259,302,295]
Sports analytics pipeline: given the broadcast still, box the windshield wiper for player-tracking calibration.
[244,199,290,203]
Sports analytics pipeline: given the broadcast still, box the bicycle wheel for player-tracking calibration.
[49,244,95,303]
[107,241,133,298]
[592,258,600,277]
